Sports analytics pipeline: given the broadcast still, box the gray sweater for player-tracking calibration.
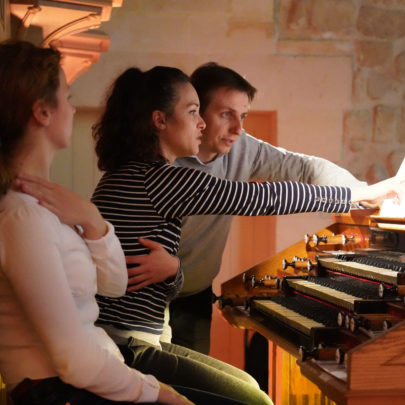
[174,132,365,296]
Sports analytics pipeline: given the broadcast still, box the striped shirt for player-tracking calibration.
[92,161,351,339]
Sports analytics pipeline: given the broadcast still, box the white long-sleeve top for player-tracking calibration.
[0,191,159,402]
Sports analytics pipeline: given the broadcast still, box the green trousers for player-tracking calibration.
[119,338,273,405]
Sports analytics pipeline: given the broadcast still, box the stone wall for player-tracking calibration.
[277,0,405,182]
[69,0,405,185]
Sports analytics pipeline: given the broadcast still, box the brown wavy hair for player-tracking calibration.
[93,66,190,172]
[0,40,61,195]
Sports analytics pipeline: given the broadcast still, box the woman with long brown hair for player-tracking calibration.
[0,40,238,405]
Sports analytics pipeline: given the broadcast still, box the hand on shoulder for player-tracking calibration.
[15,173,107,240]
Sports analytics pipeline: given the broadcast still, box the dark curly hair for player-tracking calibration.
[190,62,257,114]
[0,40,61,195]
[93,66,190,172]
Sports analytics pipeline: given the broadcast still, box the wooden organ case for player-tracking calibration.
[219,210,405,405]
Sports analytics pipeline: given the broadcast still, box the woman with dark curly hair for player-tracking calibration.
[91,66,403,405]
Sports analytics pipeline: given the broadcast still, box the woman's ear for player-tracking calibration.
[152,110,167,131]
[32,99,52,126]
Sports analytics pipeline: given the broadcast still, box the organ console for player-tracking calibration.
[219,209,405,405]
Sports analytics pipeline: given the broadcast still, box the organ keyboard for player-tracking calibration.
[252,299,327,335]
[318,256,405,286]
[219,210,405,405]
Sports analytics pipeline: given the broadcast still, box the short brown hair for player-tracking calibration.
[190,62,257,114]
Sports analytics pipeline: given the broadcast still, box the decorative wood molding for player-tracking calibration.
[9,0,122,83]
[41,12,100,47]
[52,29,110,83]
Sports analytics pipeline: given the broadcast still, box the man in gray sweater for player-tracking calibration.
[170,62,365,354]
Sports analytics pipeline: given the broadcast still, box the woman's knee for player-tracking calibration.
[126,344,181,383]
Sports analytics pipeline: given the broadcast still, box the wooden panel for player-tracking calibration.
[284,352,337,405]
[349,322,405,391]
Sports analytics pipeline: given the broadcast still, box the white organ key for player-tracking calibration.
[253,299,324,335]
[318,257,398,285]
[287,279,358,311]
